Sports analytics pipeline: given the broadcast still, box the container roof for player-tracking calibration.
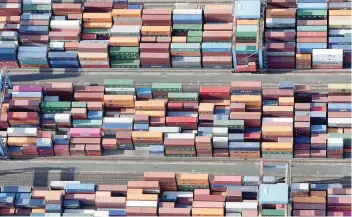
[259,183,289,204]
[234,0,261,19]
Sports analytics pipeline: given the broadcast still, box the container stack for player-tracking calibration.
[202,5,233,69]
[229,81,261,158]
[7,127,38,157]
[82,3,112,41]
[259,184,289,217]
[327,185,352,216]
[294,84,312,158]
[170,42,201,68]
[328,6,352,69]
[18,46,49,68]
[36,130,54,156]
[265,7,296,69]
[192,189,225,216]
[126,181,159,216]
[144,172,177,191]
[210,175,242,192]
[312,48,343,69]
[262,82,294,159]
[292,183,327,217]
[327,83,351,159]
[164,133,196,157]
[177,173,209,191]
[296,0,328,67]
[78,41,109,68]
[141,9,172,68]
[226,198,258,216]
[172,8,203,39]
[0,32,19,68]
[20,1,50,46]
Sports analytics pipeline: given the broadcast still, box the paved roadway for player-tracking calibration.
[0,159,350,186]
[8,69,351,85]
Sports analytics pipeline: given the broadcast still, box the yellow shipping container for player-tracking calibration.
[296,54,311,60]
[132,131,163,141]
[109,37,139,47]
[192,208,224,216]
[262,126,293,136]
[127,193,158,201]
[328,128,344,133]
[141,26,172,36]
[170,51,201,57]
[83,13,112,22]
[83,22,112,29]
[177,173,209,185]
[199,103,215,114]
[279,97,294,106]
[329,10,352,16]
[112,9,142,18]
[231,95,262,108]
[328,84,351,93]
[127,189,143,194]
[172,36,187,43]
[135,110,165,117]
[262,142,293,151]
[236,19,259,25]
[135,101,165,111]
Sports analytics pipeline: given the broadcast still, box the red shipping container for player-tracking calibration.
[166,117,197,129]
[199,86,230,100]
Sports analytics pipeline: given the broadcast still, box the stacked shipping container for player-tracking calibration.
[328,5,351,69]
[265,6,297,69]
[296,0,328,69]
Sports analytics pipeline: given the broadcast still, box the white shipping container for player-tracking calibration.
[44,96,60,102]
[149,127,180,133]
[327,138,344,144]
[49,42,65,51]
[313,49,343,61]
[94,211,109,217]
[328,118,352,128]
[212,127,228,137]
[126,200,158,208]
[105,88,136,93]
[54,114,71,123]
[173,9,202,15]
[103,117,133,124]
[329,2,352,9]
[12,92,43,99]
[64,209,95,214]
[165,133,195,140]
[23,0,52,5]
[0,41,19,48]
[297,3,327,9]
[36,138,52,146]
[111,25,141,35]
[291,183,309,192]
[7,128,38,137]
[262,118,293,123]
[52,181,81,190]
[0,3,21,8]
[80,40,109,44]
[79,61,110,66]
[265,18,296,25]
[329,29,352,36]
[50,20,81,30]
[225,202,258,212]
[163,191,193,198]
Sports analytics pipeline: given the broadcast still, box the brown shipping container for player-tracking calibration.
[140,43,169,53]
[297,37,327,43]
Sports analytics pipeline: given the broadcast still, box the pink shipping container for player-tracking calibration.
[293,210,326,216]
[158,208,190,216]
[70,128,101,138]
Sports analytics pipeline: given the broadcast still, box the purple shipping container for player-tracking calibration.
[293,203,326,210]
[13,85,43,92]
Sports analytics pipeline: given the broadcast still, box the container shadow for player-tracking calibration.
[9,68,81,83]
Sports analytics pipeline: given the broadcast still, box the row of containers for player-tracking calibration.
[0,0,351,70]
[265,0,351,69]
[0,172,351,216]
[0,80,350,159]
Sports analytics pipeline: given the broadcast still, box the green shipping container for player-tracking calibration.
[297,26,327,32]
[111,60,140,68]
[236,32,257,38]
[297,9,327,16]
[213,120,244,130]
[173,24,203,32]
[105,88,136,95]
[104,79,134,88]
[262,209,285,216]
[23,4,51,12]
[188,31,203,37]
[110,47,139,55]
[20,60,48,65]
[168,92,198,101]
[328,133,351,146]
[41,102,71,113]
[71,102,87,108]
[187,36,202,43]
[73,120,103,128]
[152,83,182,92]
[83,29,111,35]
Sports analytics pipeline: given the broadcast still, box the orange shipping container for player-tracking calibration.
[230,95,262,108]
[292,196,326,204]
[132,131,162,141]
[31,209,45,213]
[199,103,215,114]
[83,22,112,29]
[127,193,158,201]
[279,97,294,106]
[83,13,112,22]
[109,37,139,47]
[236,20,259,25]
[172,36,187,43]
[135,101,165,111]
[78,53,108,61]
[191,208,224,216]
[262,142,293,151]
[104,95,135,108]
[135,110,165,118]
[7,137,36,147]
[329,10,352,16]
[262,126,293,137]
[112,9,142,18]
[141,26,172,36]
[201,100,230,106]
